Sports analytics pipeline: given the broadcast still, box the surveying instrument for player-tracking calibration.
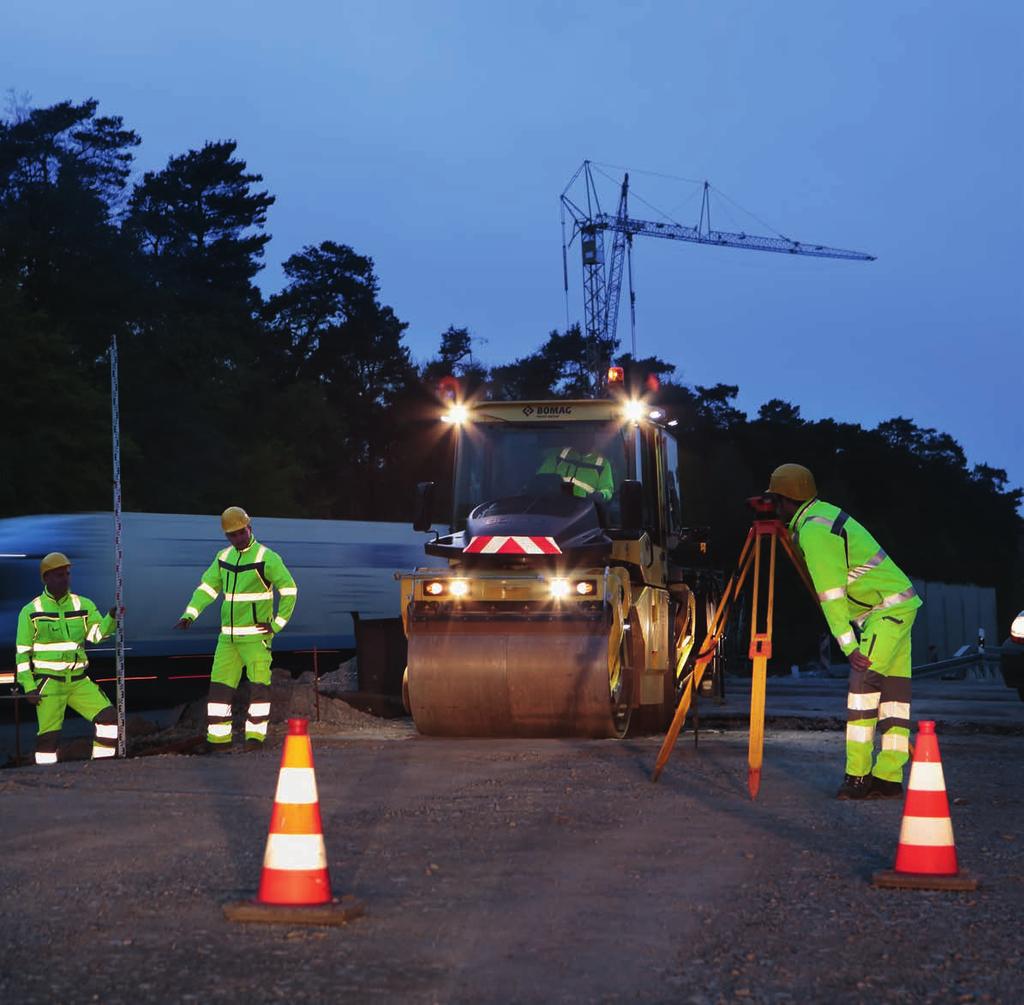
[652,496,818,797]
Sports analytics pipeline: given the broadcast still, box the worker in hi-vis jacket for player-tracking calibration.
[766,464,921,800]
[175,507,297,751]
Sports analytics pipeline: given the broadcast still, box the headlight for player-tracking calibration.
[425,581,445,596]
[575,580,595,595]
[549,579,571,598]
[1012,611,1024,643]
[449,579,470,598]
[623,399,646,423]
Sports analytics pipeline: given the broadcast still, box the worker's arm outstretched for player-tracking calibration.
[798,524,858,656]
[178,556,223,626]
[596,461,614,502]
[266,552,298,634]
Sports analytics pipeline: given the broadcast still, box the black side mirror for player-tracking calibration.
[413,481,436,533]
[619,479,643,531]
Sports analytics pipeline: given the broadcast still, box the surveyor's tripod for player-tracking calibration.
[652,497,818,797]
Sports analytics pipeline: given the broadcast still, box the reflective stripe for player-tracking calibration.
[33,597,44,613]
[805,515,833,527]
[17,645,32,654]
[876,587,918,611]
[0,673,15,684]
[245,720,269,737]
[569,477,595,494]
[846,724,874,743]
[199,582,218,598]
[221,626,267,636]
[86,625,103,643]
[274,616,287,629]
[186,606,200,619]
[35,751,58,764]
[71,594,81,611]
[847,548,888,583]
[879,701,910,720]
[33,660,80,671]
[248,702,271,717]
[837,630,857,649]
[224,591,274,602]
[818,587,846,603]
[207,701,233,717]
[274,767,319,804]
[255,545,267,563]
[91,745,116,759]
[847,692,881,711]
[207,722,232,738]
[907,761,946,790]
[219,547,232,561]
[882,733,910,753]
[32,642,78,652]
[94,722,119,739]
[278,586,298,596]
[263,833,327,871]
[899,816,954,847]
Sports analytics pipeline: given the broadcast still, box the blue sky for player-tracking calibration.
[7,1,1023,490]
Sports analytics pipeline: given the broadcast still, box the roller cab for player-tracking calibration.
[399,396,712,737]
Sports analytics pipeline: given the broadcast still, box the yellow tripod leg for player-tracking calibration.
[748,653,767,799]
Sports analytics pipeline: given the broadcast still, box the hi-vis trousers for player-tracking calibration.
[206,637,273,745]
[846,608,917,782]
[34,674,118,764]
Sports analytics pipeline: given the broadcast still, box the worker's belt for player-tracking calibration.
[35,670,88,682]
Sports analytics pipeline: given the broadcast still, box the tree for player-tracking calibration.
[127,140,274,306]
[264,240,415,517]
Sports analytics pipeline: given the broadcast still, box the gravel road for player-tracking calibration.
[1,725,1021,1004]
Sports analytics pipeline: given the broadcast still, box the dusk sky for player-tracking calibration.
[7,1,1022,490]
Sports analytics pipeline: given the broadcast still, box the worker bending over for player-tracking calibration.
[15,553,121,764]
[766,464,921,800]
[175,507,297,751]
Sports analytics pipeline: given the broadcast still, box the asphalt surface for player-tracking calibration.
[1,709,1022,1003]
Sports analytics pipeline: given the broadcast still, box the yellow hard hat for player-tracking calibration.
[221,506,251,533]
[766,463,817,501]
[40,552,72,580]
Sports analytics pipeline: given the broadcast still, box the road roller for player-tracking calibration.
[398,390,720,737]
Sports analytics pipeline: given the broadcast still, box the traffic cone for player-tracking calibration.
[872,720,978,891]
[223,718,365,925]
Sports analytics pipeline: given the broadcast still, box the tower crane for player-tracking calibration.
[560,160,875,378]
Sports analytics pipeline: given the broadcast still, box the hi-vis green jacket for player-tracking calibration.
[789,499,920,656]
[180,539,297,640]
[537,447,615,502]
[15,591,115,692]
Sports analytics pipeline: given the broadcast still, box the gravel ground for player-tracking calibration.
[0,726,1020,1004]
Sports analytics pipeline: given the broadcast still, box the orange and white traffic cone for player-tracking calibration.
[223,718,365,924]
[872,720,978,891]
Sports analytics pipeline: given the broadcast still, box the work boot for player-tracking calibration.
[867,776,903,800]
[835,774,872,800]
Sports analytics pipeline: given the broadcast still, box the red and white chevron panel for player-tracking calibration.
[464,535,562,555]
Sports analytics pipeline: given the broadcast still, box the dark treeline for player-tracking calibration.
[2,99,1021,631]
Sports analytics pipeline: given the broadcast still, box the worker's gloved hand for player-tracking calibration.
[173,618,192,631]
[849,650,872,673]
[109,605,125,619]
[257,622,274,635]
[25,690,42,706]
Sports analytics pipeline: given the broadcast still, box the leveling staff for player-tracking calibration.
[175,507,297,751]
[766,464,921,801]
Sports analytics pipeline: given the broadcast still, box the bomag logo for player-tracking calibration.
[524,405,573,417]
